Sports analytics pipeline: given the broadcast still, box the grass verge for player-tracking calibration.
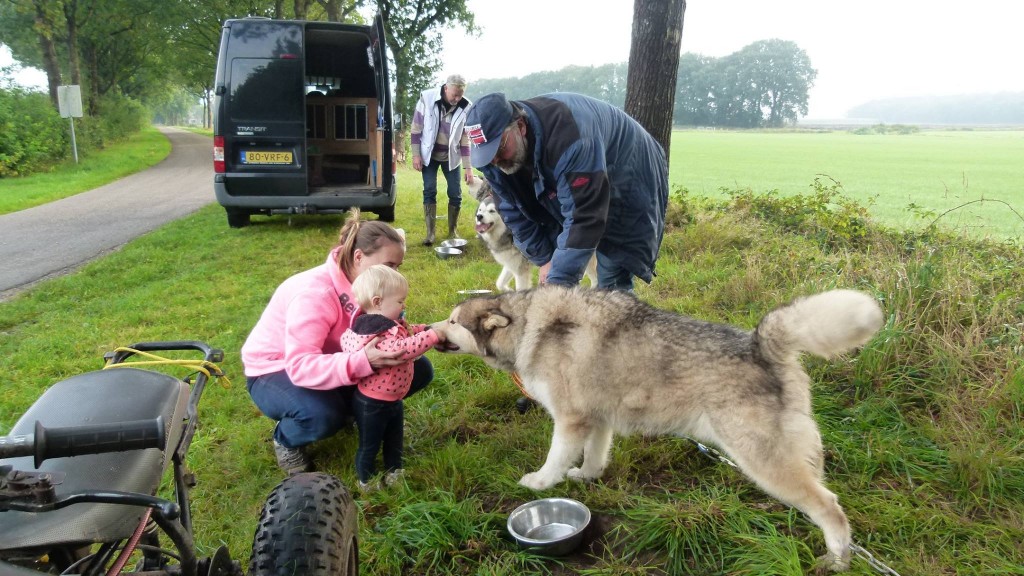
[0,126,170,215]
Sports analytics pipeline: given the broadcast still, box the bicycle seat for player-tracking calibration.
[0,367,189,549]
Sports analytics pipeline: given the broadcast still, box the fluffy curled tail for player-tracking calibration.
[756,289,884,364]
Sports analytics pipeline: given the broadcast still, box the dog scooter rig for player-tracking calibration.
[0,341,358,576]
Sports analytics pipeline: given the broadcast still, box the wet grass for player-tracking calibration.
[0,159,1021,574]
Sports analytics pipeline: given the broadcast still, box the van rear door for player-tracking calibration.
[221,20,306,197]
[370,14,394,194]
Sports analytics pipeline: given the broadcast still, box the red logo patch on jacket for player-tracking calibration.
[570,176,591,189]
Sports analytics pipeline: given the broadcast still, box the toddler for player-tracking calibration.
[341,264,445,490]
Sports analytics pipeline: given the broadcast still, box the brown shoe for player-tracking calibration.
[273,440,313,475]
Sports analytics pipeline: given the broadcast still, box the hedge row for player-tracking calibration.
[0,87,148,177]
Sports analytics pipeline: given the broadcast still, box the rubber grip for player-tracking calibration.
[34,416,166,468]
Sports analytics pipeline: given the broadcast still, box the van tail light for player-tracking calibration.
[213,136,225,173]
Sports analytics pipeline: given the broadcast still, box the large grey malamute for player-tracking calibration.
[437,286,884,572]
[469,178,595,291]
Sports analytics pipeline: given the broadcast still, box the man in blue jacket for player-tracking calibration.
[466,92,668,290]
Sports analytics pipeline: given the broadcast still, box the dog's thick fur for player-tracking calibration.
[439,286,884,572]
[469,178,596,291]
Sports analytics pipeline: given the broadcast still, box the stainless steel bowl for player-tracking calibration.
[435,246,464,259]
[507,498,591,556]
[440,238,469,248]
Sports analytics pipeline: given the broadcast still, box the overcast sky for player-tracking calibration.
[4,0,1022,119]
[439,0,1024,118]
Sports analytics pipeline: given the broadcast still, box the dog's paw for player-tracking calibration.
[567,467,599,482]
[813,552,850,574]
[519,471,557,490]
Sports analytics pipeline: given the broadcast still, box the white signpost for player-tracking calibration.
[57,85,83,163]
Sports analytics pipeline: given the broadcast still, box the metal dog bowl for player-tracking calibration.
[507,498,591,556]
[440,238,469,249]
[435,246,464,259]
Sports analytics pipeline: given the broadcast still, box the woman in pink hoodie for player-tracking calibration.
[242,210,442,474]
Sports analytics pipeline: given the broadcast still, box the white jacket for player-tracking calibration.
[414,86,472,170]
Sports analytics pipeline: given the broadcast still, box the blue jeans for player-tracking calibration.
[422,160,462,207]
[352,391,403,482]
[596,251,635,291]
[246,356,433,449]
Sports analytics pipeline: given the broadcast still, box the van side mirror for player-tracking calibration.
[215,86,226,96]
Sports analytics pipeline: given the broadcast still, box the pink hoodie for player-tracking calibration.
[241,247,373,390]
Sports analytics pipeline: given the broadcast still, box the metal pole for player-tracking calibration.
[69,116,79,164]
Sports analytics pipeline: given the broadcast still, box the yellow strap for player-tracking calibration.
[102,347,232,388]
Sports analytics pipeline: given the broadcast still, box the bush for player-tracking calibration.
[76,93,149,151]
[0,87,68,177]
[94,93,148,141]
[0,88,149,176]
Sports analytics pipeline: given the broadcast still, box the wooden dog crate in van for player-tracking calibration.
[306,95,383,188]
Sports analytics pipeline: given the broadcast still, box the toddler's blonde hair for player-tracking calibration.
[351,264,409,310]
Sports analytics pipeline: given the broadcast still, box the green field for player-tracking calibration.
[669,129,1024,240]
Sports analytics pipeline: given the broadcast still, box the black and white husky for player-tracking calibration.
[470,178,596,291]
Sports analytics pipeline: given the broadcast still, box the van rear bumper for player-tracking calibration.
[214,180,396,213]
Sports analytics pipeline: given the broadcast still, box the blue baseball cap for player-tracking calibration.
[466,92,515,168]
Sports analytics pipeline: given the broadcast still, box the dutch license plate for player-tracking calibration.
[241,150,293,165]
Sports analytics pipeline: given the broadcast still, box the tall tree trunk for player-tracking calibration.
[624,0,686,164]
[63,0,82,86]
[86,42,100,115]
[33,2,62,107]
[293,0,309,19]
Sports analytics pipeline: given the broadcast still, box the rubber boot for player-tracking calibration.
[422,204,436,246]
[447,205,461,238]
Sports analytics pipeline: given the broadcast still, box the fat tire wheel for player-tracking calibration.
[248,472,358,576]
[226,209,250,228]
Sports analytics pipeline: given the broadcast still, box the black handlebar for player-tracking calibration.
[0,417,165,468]
[104,340,223,365]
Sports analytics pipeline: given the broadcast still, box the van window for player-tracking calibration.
[230,58,303,121]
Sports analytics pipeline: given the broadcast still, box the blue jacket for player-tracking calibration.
[478,93,668,285]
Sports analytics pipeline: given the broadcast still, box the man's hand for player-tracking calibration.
[538,261,552,284]
[412,156,423,171]
[364,336,405,368]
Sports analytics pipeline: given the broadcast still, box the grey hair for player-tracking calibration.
[445,74,467,88]
[506,101,527,131]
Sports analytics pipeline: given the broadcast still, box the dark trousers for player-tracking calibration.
[352,390,404,482]
[246,356,433,449]
[421,160,462,207]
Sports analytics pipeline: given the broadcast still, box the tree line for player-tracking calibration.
[0,0,475,130]
[850,93,1024,125]
[0,0,476,175]
[470,39,817,129]
[1,0,812,177]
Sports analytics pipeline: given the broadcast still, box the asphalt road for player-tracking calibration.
[0,127,214,301]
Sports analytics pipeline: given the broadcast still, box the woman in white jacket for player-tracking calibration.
[410,74,475,245]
